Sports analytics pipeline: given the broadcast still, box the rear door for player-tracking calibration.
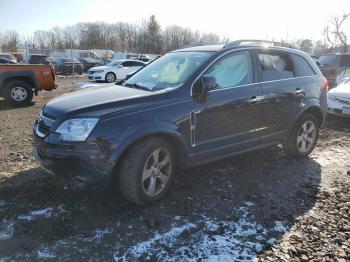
[119,61,143,78]
[193,50,263,161]
[255,50,305,143]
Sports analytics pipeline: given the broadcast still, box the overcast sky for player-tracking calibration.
[1,0,349,42]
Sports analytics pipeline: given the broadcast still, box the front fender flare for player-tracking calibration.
[108,120,190,169]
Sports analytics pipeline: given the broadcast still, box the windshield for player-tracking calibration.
[318,55,339,66]
[107,60,122,66]
[63,58,80,63]
[124,51,213,91]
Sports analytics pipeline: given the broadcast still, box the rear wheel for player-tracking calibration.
[105,72,116,83]
[4,80,33,106]
[118,137,175,205]
[286,113,319,157]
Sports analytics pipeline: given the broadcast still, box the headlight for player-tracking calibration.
[328,93,336,101]
[95,70,104,73]
[55,118,98,141]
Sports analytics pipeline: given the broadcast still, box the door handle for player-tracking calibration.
[295,88,305,97]
[248,96,263,104]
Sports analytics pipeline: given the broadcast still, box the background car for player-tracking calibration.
[25,54,51,64]
[88,59,146,82]
[336,67,350,86]
[317,53,350,88]
[0,57,17,64]
[78,57,99,72]
[0,53,17,63]
[53,58,84,75]
[97,59,112,66]
[328,79,350,118]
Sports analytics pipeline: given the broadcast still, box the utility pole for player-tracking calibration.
[70,39,75,78]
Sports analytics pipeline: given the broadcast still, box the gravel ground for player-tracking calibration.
[0,77,349,261]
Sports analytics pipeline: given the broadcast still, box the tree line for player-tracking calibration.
[0,13,349,55]
[0,15,228,54]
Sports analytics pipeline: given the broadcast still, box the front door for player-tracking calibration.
[192,50,263,161]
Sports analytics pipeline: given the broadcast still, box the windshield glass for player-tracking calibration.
[63,58,80,63]
[124,51,213,91]
[107,60,122,66]
[318,55,339,66]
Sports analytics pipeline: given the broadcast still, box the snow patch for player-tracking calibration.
[18,207,54,221]
[273,221,287,233]
[115,202,274,261]
[93,228,113,240]
[37,248,56,258]
[17,206,65,221]
[0,219,15,240]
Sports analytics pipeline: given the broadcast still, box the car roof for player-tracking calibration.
[173,45,225,52]
[172,43,307,57]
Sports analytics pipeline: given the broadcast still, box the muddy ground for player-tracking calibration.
[0,77,349,261]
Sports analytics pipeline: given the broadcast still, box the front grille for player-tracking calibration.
[36,110,56,137]
[42,111,56,120]
[38,120,50,135]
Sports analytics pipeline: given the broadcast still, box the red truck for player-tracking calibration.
[0,64,56,106]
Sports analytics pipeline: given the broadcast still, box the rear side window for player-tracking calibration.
[340,55,350,67]
[123,61,134,67]
[291,54,316,77]
[258,53,294,81]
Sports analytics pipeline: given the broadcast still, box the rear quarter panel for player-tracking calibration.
[0,64,55,90]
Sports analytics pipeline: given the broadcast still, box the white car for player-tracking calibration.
[88,59,146,83]
[328,79,350,117]
[336,67,350,86]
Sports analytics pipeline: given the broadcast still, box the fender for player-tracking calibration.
[0,70,39,95]
[107,119,190,169]
[290,97,325,131]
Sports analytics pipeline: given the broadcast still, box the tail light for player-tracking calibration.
[321,76,329,92]
[51,68,55,81]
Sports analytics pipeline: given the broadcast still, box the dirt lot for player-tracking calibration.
[0,77,349,261]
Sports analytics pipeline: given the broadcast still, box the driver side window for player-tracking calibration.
[205,51,253,90]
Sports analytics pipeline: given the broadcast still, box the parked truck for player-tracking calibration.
[0,64,56,106]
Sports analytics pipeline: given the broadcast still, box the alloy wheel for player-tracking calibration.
[142,148,172,197]
[297,120,317,153]
[10,86,28,101]
[106,73,115,82]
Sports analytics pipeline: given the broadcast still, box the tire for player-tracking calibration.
[118,137,176,205]
[105,72,116,83]
[286,113,320,158]
[4,80,33,106]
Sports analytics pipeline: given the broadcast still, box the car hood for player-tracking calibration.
[89,65,111,71]
[43,85,155,118]
[329,81,350,98]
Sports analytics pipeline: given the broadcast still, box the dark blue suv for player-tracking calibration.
[34,40,328,205]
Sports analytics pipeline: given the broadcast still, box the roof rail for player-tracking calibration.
[224,39,296,49]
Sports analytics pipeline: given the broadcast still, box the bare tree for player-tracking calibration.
[3,30,20,51]
[330,12,350,52]
[323,25,336,49]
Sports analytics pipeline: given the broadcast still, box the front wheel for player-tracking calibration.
[105,72,116,83]
[4,80,33,106]
[118,138,175,205]
[286,113,319,157]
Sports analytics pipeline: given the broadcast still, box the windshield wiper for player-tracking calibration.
[123,82,152,91]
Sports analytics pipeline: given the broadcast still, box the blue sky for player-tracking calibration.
[1,0,349,41]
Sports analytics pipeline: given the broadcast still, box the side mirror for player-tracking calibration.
[116,64,123,68]
[192,75,217,103]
